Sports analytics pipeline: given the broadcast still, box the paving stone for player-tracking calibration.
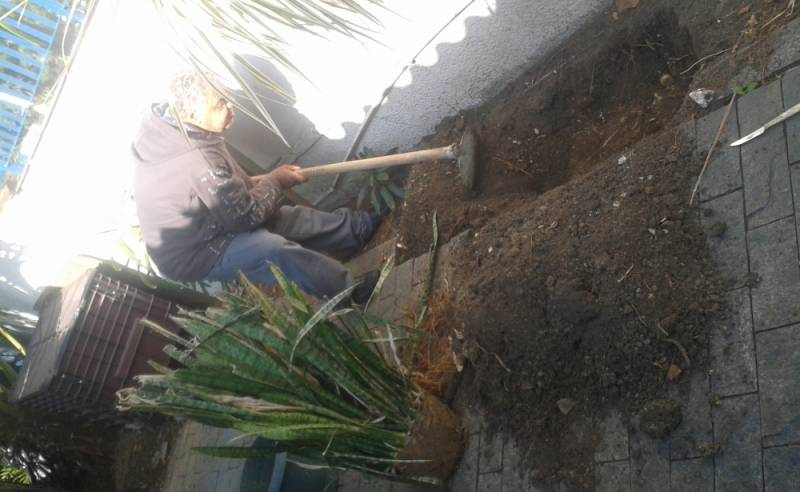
[393,260,414,296]
[214,467,243,492]
[629,430,669,492]
[709,287,758,397]
[670,458,713,492]
[477,471,503,492]
[712,394,763,492]
[784,68,800,165]
[377,268,398,302]
[696,102,741,201]
[763,445,800,492]
[479,429,504,474]
[789,163,800,245]
[449,432,479,492]
[670,371,714,459]
[336,471,363,492]
[768,17,800,73]
[412,251,431,286]
[738,82,793,229]
[346,239,395,279]
[594,409,629,462]
[747,216,800,331]
[196,471,218,492]
[392,482,441,492]
[701,191,749,288]
[594,461,630,492]
[756,324,800,447]
[501,439,528,492]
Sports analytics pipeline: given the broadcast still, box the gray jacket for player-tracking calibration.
[132,104,282,281]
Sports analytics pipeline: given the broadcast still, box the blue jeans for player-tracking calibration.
[206,206,373,300]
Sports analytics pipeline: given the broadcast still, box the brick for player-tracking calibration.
[738,82,793,229]
[669,371,713,459]
[594,461,630,492]
[629,430,669,492]
[748,216,800,331]
[670,458,713,492]
[449,432,479,492]
[701,191,749,288]
[594,409,629,462]
[763,445,800,492]
[784,68,800,164]
[478,429,504,474]
[709,287,757,397]
[477,471,503,492]
[757,324,800,447]
[696,102,742,201]
[712,394,763,492]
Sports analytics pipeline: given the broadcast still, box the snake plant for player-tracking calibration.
[117,266,434,482]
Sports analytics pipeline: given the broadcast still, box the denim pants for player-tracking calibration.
[206,206,373,300]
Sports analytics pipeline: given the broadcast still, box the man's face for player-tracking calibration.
[187,88,234,133]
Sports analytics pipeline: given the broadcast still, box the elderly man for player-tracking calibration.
[132,71,380,303]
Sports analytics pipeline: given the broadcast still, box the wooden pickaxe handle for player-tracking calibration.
[298,145,456,178]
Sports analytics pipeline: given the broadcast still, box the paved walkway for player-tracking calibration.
[157,63,800,492]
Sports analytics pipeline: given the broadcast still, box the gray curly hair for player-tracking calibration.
[167,70,225,121]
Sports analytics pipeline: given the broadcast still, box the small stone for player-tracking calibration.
[659,73,673,87]
[557,398,577,415]
[666,364,682,382]
[689,89,715,109]
[639,399,682,438]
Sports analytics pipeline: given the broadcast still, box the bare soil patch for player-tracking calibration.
[381,1,798,489]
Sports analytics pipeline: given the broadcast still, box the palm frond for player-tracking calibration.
[151,0,384,140]
[118,266,425,480]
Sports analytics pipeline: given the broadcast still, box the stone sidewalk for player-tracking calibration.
[157,65,800,492]
[583,66,800,492]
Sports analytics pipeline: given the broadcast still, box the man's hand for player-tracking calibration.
[269,164,308,189]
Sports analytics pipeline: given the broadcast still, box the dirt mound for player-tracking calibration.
[447,128,722,486]
[397,10,695,262]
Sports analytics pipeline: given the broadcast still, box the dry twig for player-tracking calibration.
[476,342,512,374]
[690,92,737,206]
[493,156,534,178]
[617,264,635,283]
[680,48,730,75]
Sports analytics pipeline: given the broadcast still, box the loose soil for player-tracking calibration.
[103,1,799,490]
[376,1,799,489]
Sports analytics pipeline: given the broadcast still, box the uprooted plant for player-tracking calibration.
[116,266,463,485]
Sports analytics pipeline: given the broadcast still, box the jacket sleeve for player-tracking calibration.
[192,148,283,233]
